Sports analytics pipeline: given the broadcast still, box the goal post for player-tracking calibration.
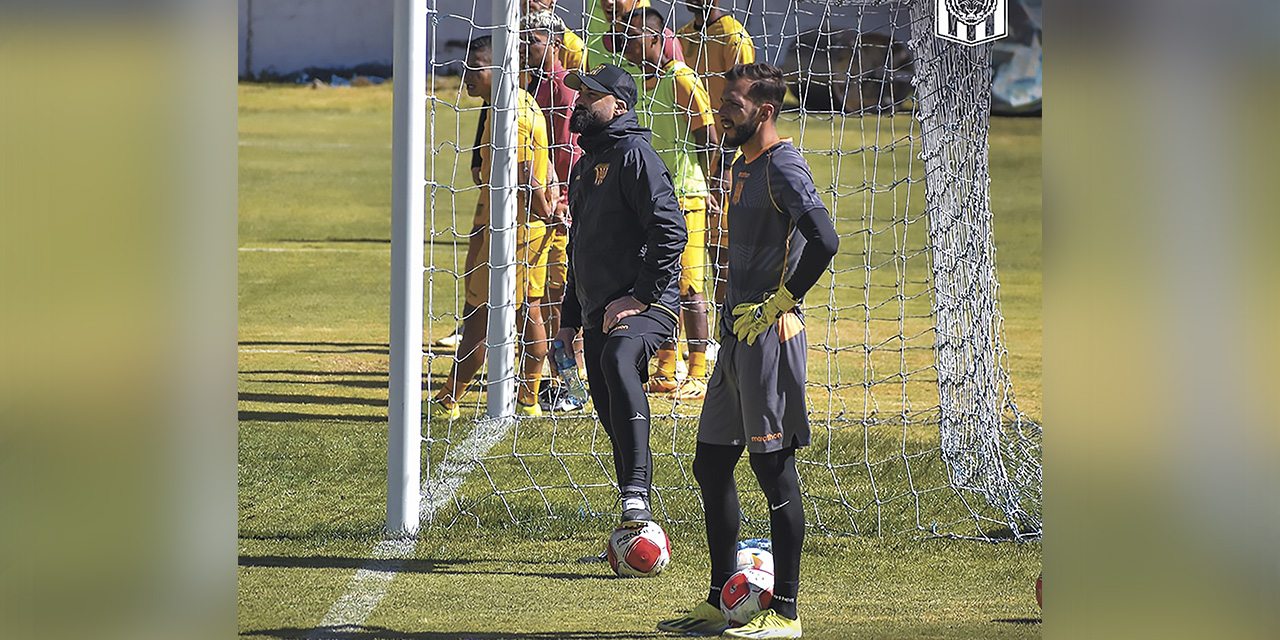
[386,0,428,537]
[395,0,1041,540]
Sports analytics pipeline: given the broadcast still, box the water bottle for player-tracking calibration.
[551,339,589,406]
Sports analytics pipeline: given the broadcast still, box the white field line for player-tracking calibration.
[306,416,515,639]
[420,416,514,520]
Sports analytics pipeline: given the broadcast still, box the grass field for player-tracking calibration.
[239,80,1041,638]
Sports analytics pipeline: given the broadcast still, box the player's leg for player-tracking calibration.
[431,223,491,417]
[582,322,648,520]
[674,199,710,400]
[706,200,729,306]
[724,316,809,638]
[515,298,547,414]
[598,308,677,520]
[539,227,578,411]
[542,226,568,347]
[723,447,805,638]
[747,447,804,620]
[658,340,742,636]
[696,440,744,608]
[514,223,551,415]
[431,302,488,418]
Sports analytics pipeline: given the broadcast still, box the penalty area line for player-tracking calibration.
[305,416,515,640]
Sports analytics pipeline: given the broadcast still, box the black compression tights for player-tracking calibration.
[694,441,804,620]
[582,320,667,495]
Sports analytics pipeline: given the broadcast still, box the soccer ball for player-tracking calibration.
[720,567,774,625]
[606,521,671,578]
[734,546,774,574]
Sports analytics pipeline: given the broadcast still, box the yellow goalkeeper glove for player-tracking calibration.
[731,286,799,346]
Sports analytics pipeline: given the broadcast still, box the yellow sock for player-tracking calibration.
[654,348,679,379]
[518,376,541,407]
[688,351,707,379]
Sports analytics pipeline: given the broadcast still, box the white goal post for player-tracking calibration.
[390,0,1041,540]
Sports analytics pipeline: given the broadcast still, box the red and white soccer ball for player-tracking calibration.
[734,546,774,574]
[606,521,671,578]
[720,567,774,625]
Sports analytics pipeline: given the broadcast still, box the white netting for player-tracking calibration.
[418,0,1040,540]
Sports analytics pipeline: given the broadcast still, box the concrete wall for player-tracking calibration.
[240,0,394,78]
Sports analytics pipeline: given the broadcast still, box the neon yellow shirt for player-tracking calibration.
[636,59,714,199]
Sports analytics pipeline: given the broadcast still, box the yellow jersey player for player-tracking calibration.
[622,6,724,401]
[676,0,756,304]
[429,36,556,420]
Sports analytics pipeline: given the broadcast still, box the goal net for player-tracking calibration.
[414,0,1040,541]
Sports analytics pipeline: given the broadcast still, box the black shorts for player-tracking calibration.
[698,311,810,453]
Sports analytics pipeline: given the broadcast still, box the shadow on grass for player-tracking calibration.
[239,410,386,423]
[240,340,391,355]
[242,626,661,639]
[242,340,389,348]
[239,555,473,574]
[993,618,1041,624]
[242,371,392,390]
[240,391,388,407]
[238,554,616,582]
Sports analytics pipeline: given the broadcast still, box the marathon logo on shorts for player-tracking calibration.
[751,432,783,444]
[594,163,610,185]
[935,0,1007,46]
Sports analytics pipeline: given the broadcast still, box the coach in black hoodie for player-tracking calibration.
[557,64,686,524]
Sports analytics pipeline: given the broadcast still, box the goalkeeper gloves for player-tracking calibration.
[731,286,799,346]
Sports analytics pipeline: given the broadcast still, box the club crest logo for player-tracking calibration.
[594,163,610,185]
[935,0,1007,46]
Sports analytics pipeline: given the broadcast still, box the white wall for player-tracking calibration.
[240,0,394,78]
[237,0,897,79]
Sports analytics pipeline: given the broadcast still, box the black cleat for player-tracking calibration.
[620,491,651,523]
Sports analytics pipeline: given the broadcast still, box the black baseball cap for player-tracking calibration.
[566,63,638,110]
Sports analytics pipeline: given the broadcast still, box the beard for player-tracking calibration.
[722,114,760,148]
[569,105,608,135]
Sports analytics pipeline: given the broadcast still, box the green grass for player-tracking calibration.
[239,80,1041,638]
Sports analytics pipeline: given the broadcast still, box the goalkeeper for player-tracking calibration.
[657,62,838,639]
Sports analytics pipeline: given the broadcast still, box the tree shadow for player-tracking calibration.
[249,378,392,390]
[238,410,386,423]
[240,340,391,355]
[239,391,387,408]
[242,626,662,639]
[238,555,473,574]
[238,553,614,583]
[244,370,386,377]
[242,340,389,348]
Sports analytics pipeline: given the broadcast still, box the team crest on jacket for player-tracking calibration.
[594,163,610,185]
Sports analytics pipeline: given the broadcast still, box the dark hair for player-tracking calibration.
[468,35,493,59]
[621,6,665,32]
[725,62,787,120]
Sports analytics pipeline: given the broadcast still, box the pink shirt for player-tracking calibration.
[527,60,581,206]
